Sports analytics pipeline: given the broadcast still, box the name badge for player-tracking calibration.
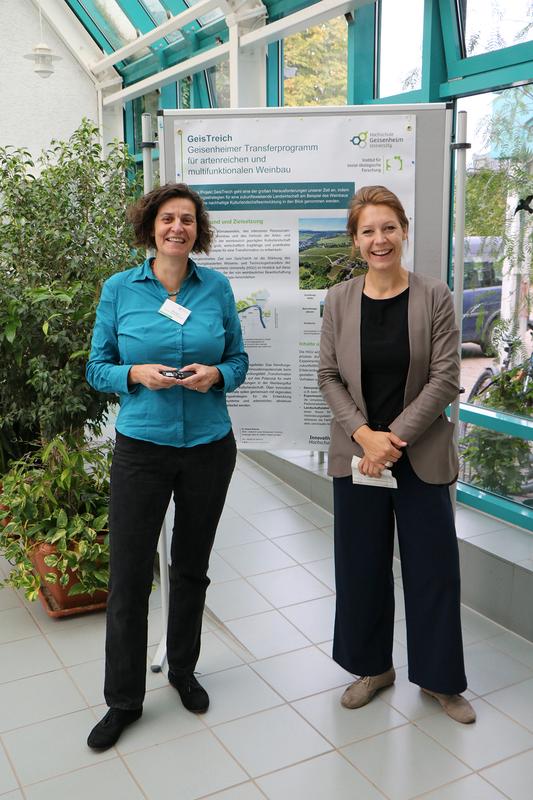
[158,299,191,325]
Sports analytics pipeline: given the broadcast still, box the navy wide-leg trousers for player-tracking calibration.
[332,453,467,694]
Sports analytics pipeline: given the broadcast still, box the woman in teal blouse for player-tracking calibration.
[86,183,248,750]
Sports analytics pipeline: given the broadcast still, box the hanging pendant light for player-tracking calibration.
[24,4,61,78]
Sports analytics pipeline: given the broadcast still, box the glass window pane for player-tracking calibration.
[458,85,533,505]
[460,424,533,502]
[378,0,424,97]
[139,0,184,43]
[207,59,230,107]
[185,0,225,26]
[283,16,347,107]
[133,90,160,151]
[78,0,151,61]
[462,0,533,57]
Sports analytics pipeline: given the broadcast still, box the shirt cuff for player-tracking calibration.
[213,363,231,393]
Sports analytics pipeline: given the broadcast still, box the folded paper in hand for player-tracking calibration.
[351,456,398,488]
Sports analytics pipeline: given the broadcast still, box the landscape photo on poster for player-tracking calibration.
[298,217,367,290]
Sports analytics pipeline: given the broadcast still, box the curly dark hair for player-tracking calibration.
[127,183,214,253]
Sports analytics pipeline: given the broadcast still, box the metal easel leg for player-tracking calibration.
[150,518,170,673]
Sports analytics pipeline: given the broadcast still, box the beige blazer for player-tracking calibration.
[318,271,460,484]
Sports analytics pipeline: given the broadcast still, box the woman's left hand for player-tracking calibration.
[178,364,222,393]
[358,456,388,478]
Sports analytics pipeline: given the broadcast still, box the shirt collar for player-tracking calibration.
[130,257,203,283]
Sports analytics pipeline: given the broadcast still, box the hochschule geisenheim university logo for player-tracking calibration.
[350,131,368,147]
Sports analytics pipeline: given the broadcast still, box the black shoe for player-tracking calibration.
[87,707,142,750]
[169,672,209,713]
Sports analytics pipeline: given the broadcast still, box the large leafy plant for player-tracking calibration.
[0,119,140,465]
[0,434,111,601]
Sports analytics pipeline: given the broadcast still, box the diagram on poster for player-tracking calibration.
[173,113,417,449]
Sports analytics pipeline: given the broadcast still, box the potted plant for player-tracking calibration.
[0,119,139,462]
[0,120,140,613]
[0,434,111,616]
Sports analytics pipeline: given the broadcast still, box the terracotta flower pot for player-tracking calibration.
[30,541,108,617]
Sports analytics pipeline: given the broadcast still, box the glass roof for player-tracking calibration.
[66,0,225,73]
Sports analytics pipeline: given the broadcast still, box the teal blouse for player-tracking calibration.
[86,258,248,447]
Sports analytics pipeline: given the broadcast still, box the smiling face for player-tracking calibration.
[153,197,198,260]
[352,203,407,273]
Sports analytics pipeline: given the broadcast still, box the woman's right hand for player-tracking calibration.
[128,365,179,390]
[352,426,407,470]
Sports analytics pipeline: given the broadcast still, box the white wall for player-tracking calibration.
[0,0,100,157]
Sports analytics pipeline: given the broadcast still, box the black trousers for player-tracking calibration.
[333,453,467,694]
[104,429,237,710]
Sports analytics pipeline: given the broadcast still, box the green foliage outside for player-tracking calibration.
[0,119,140,467]
[284,17,347,107]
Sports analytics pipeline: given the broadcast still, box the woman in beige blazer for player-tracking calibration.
[318,185,474,724]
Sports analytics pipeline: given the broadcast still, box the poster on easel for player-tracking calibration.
[164,112,417,450]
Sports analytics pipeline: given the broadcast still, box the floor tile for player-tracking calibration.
[293,688,407,747]
[236,458,280,488]
[0,636,61,684]
[213,705,331,777]
[275,530,333,563]
[205,784,265,799]
[0,791,23,800]
[488,630,533,670]
[464,641,533,695]
[202,665,283,725]
[280,595,335,643]
[256,750,384,800]
[0,744,18,795]
[228,469,262,493]
[125,729,247,800]
[342,723,470,800]
[266,482,308,506]
[217,540,296,577]
[45,622,106,667]
[0,587,21,612]
[304,558,335,591]
[226,611,310,659]
[248,566,331,608]
[0,607,40,644]
[461,607,503,643]
[68,645,168,707]
[196,631,245,675]
[244,507,316,538]
[417,698,533,770]
[23,758,145,800]
[206,579,273,621]
[208,552,241,583]
[380,667,462,722]
[113,685,205,754]
[484,677,533,732]
[0,670,86,732]
[290,501,333,528]
[394,581,406,621]
[418,773,507,799]
[393,639,409,668]
[226,486,287,517]
[480,749,533,800]
[214,517,266,549]
[251,647,352,701]
[2,709,115,785]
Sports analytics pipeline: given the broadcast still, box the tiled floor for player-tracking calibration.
[1,454,533,799]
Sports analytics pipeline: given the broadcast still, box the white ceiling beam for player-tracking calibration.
[240,0,371,49]
[91,0,226,74]
[102,42,230,107]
